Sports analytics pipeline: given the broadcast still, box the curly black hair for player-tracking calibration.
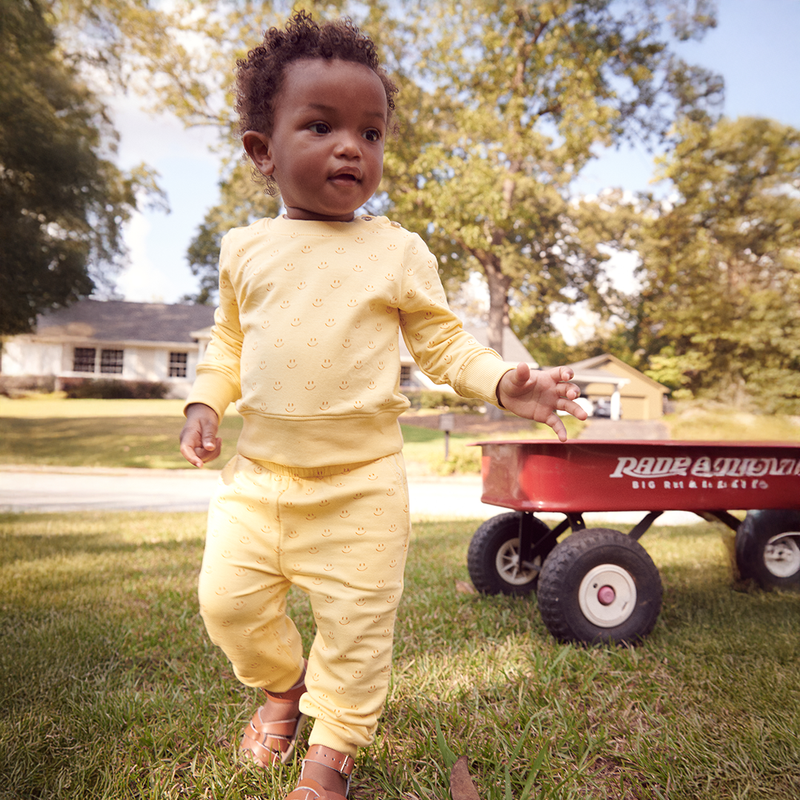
[235,9,398,142]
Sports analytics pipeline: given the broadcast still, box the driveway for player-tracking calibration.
[578,418,670,440]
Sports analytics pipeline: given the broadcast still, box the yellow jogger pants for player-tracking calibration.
[197,452,411,755]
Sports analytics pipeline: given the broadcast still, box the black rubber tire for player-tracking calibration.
[467,512,553,596]
[537,528,663,645]
[736,510,800,592]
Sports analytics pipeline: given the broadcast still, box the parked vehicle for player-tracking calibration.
[593,398,613,418]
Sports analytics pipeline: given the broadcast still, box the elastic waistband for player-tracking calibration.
[247,457,379,479]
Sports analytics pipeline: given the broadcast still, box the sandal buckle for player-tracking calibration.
[304,744,355,777]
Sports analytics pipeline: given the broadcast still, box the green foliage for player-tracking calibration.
[0,0,158,335]
[644,345,693,395]
[0,375,57,397]
[382,0,721,355]
[631,116,800,412]
[403,390,485,411]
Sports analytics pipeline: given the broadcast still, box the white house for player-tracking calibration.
[1,300,215,398]
[1,300,538,399]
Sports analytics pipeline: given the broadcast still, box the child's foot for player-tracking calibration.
[285,745,354,799]
[240,666,307,766]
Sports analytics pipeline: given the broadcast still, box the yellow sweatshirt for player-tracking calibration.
[186,215,516,468]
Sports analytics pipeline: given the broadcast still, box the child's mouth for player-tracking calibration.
[330,171,360,185]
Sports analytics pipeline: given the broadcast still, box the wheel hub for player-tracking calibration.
[763,534,800,579]
[495,538,539,585]
[597,585,616,605]
[578,564,637,628]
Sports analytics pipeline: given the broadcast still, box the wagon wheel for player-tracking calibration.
[537,528,663,645]
[736,510,800,592]
[467,512,553,596]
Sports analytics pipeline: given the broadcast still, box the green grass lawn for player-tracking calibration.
[2,397,798,475]
[664,404,800,441]
[0,397,569,473]
[1,510,798,799]
[1,397,799,797]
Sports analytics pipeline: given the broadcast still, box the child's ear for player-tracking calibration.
[242,131,274,177]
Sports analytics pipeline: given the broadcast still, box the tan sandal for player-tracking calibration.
[284,744,355,800]
[240,666,307,767]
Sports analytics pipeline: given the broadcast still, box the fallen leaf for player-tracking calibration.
[450,755,481,800]
[455,580,477,595]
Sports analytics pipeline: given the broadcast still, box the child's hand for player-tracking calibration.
[179,403,223,467]
[497,363,588,442]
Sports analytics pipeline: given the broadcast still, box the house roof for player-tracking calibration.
[569,353,669,393]
[570,367,630,387]
[30,300,537,362]
[32,300,215,345]
[397,325,536,364]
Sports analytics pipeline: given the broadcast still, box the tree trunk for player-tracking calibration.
[481,254,513,421]
[482,254,512,356]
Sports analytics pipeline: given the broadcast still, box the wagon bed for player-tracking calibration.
[467,440,800,645]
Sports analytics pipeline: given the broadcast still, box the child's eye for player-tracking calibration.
[363,129,382,143]
[309,122,331,134]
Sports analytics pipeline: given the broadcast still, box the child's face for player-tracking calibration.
[244,58,388,222]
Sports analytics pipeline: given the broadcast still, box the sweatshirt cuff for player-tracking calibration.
[184,372,239,421]
[457,354,517,408]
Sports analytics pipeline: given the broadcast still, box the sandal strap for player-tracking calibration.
[285,777,348,800]
[265,663,307,702]
[239,663,307,768]
[302,745,355,778]
[245,712,301,742]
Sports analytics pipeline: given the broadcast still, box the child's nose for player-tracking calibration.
[334,132,362,158]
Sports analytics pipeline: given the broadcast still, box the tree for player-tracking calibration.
[0,0,152,335]
[184,162,280,304]
[120,0,720,329]
[631,116,800,411]
[56,0,722,353]
[381,0,722,360]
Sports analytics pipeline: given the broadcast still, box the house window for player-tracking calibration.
[169,352,188,378]
[400,365,413,387]
[73,347,96,372]
[100,349,123,374]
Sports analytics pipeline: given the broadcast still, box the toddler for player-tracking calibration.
[179,11,587,800]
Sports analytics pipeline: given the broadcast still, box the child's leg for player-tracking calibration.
[279,453,412,759]
[197,455,306,692]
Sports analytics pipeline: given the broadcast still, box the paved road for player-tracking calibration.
[0,464,502,518]
[0,462,697,526]
[0,420,695,521]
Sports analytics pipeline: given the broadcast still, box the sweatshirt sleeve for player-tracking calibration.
[184,232,243,420]
[397,233,517,406]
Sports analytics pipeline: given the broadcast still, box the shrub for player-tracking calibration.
[404,390,484,411]
[0,375,57,397]
[60,378,168,399]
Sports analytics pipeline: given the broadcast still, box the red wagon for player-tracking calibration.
[467,440,800,645]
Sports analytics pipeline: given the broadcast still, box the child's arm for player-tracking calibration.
[179,403,223,468]
[497,363,588,442]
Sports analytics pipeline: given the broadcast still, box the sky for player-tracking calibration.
[111,0,800,307]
